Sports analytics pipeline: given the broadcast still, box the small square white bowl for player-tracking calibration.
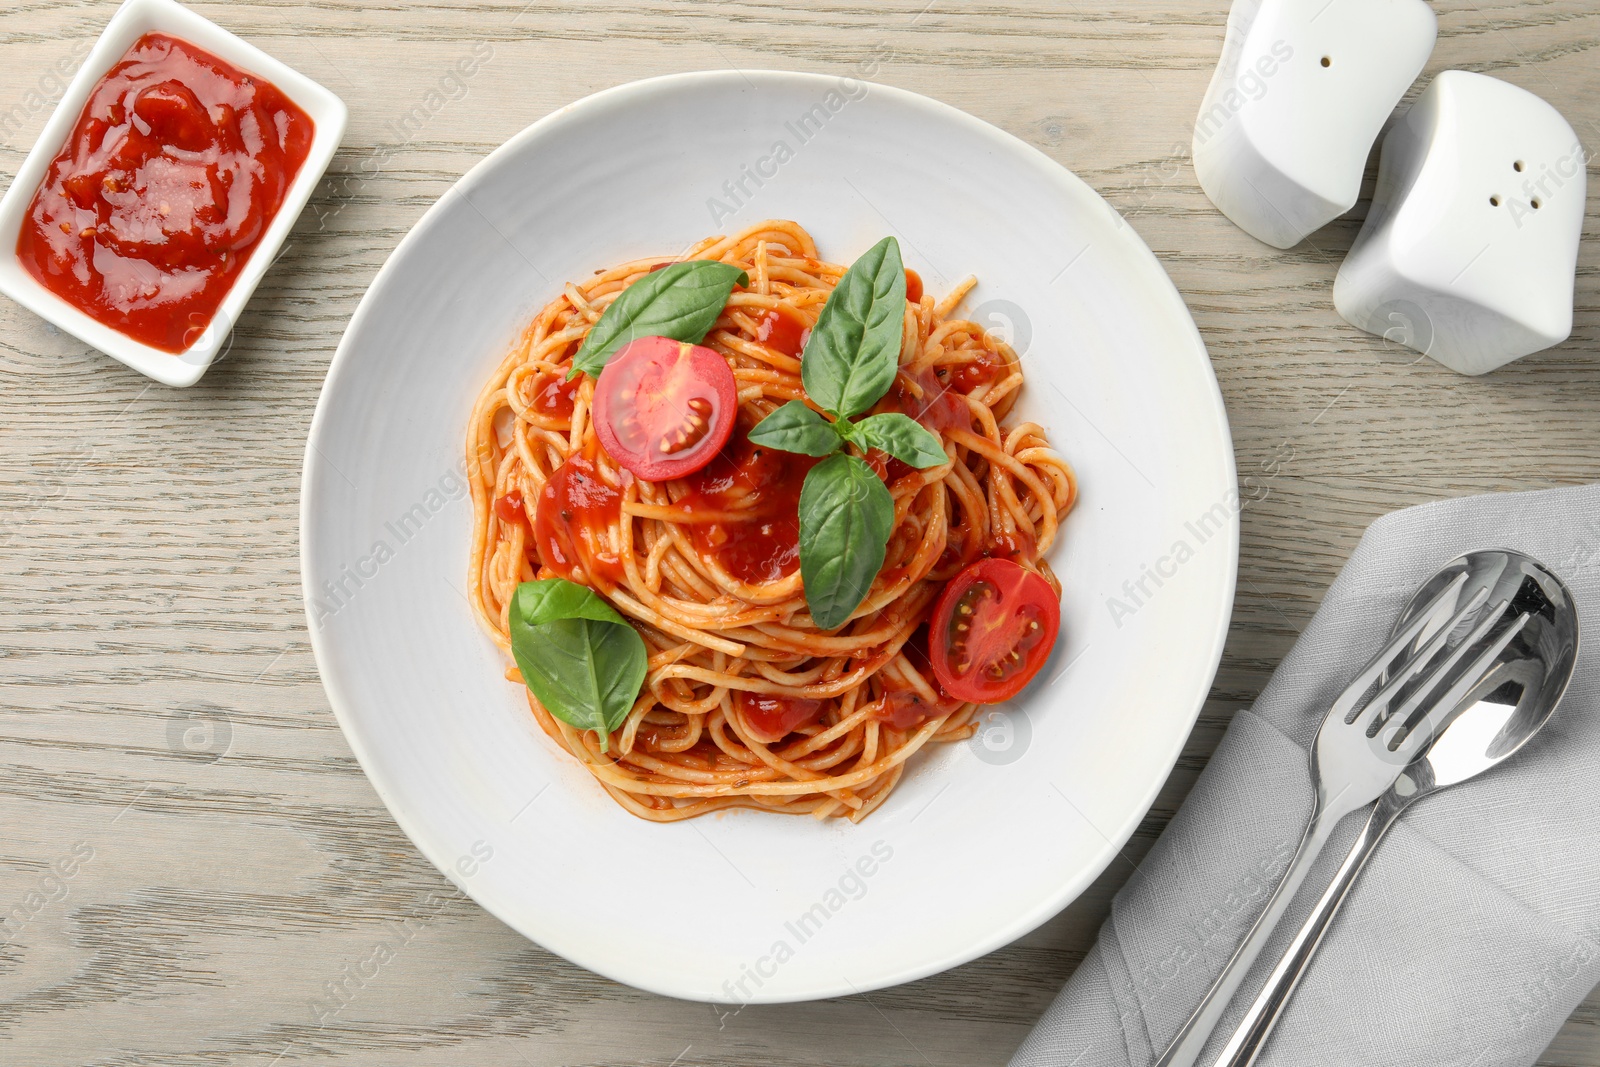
[0,0,347,387]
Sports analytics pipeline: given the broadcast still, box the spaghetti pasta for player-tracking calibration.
[467,220,1076,822]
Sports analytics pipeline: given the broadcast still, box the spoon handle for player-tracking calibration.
[1154,799,1344,1067]
[1211,788,1412,1067]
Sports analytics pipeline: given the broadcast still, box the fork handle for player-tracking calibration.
[1154,800,1344,1067]
[1210,789,1412,1067]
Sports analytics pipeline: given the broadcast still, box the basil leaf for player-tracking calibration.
[844,412,948,469]
[800,237,907,419]
[746,401,844,458]
[508,579,648,753]
[798,453,895,631]
[569,260,749,379]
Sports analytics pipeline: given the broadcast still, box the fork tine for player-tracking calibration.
[1379,600,1513,736]
[1358,593,1501,735]
[1391,611,1532,761]
[1328,572,1471,727]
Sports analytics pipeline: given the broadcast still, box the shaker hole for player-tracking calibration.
[1320,56,1332,67]
[1514,160,1525,172]
[1490,195,1501,206]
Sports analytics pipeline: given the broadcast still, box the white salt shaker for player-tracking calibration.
[1192,0,1437,248]
[1334,71,1587,375]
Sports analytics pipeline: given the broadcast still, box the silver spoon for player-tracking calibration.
[1212,548,1580,1067]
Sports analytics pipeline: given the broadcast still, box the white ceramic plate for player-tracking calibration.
[302,70,1237,1003]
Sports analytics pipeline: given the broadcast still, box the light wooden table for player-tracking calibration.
[1,1,1596,1063]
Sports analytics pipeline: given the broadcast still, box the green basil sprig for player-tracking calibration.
[845,412,949,468]
[569,260,749,379]
[799,236,907,420]
[746,237,949,630]
[508,579,648,752]
[742,401,842,457]
[798,453,896,631]
[751,402,946,468]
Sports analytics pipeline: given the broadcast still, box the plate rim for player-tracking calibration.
[300,67,1239,1002]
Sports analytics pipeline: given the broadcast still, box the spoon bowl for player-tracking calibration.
[1386,548,1580,793]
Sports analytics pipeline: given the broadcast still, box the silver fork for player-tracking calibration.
[1155,570,1513,1067]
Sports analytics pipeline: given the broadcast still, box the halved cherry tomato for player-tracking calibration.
[928,558,1060,703]
[736,691,825,744]
[592,336,737,481]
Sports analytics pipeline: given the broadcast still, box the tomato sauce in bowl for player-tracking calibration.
[15,32,314,353]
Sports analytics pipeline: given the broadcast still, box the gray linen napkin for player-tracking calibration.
[1012,483,1600,1067]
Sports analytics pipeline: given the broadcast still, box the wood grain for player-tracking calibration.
[0,0,1596,1063]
